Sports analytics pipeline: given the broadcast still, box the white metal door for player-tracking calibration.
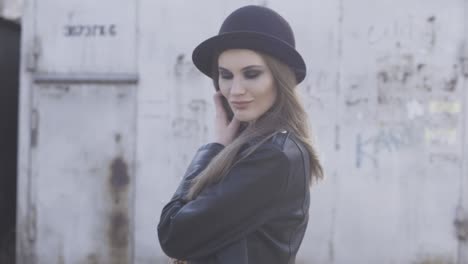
[18,0,138,263]
[32,0,136,74]
[30,84,136,264]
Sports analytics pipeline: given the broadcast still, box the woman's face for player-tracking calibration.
[217,49,277,122]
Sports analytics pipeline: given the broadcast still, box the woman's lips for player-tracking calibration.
[230,101,252,109]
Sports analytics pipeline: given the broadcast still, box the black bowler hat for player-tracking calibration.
[192,5,307,84]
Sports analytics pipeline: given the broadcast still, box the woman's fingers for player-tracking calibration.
[213,92,228,121]
[228,117,240,130]
[212,92,241,145]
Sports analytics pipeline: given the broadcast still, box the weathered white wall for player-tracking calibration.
[135,1,468,263]
[17,0,468,263]
[0,0,22,20]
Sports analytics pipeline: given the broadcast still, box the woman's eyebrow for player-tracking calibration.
[218,65,264,72]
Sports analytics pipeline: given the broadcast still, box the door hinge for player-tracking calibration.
[26,36,41,72]
[461,56,468,78]
[30,109,39,148]
[27,205,36,242]
[455,205,468,241]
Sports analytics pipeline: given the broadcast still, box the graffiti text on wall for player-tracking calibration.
[64,24,117,37]
[356,125,414,168]
[367,15,437,49]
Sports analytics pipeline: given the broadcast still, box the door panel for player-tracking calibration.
[31,84,135,264]
[34,0,136,74]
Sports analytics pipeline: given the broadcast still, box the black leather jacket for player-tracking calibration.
[158,131,311,264]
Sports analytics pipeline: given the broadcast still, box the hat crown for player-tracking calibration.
[219,5,296,48]
[192,5,307,84]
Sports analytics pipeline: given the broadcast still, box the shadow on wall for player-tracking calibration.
[0,17,20,264]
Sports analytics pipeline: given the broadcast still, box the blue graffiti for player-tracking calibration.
[356,126,413,168]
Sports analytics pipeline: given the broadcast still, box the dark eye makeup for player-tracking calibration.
[219,71,233,79]
[243,70,261,79]
[218,69,262,80]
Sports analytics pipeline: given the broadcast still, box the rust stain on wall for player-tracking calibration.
[115,133,121,143]
[107,156,130,263]
[454,209,468,241]
[86,253,99,264]
[109,211,129,248]
[57,252,65,264]
[110,157,129,196]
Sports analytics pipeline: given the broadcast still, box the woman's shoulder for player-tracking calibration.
[267,131,305,153]
[250,131,310,189]
[250,130,308,164]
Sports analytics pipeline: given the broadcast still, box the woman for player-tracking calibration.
[158,5,323,264]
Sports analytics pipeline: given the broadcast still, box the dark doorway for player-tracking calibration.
[0,17,20,264]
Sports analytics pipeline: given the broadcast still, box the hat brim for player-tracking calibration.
[192,31,307,84]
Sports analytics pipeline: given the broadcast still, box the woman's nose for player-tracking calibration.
[230,78,246,95]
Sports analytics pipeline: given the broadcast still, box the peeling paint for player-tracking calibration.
[425,128,457,146]
[406,100,425,119]
[429,101,461,114]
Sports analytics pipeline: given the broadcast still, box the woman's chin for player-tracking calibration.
[233,112,256,122]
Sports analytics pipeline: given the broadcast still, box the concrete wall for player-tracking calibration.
[17,0,468,263]
[0,0,22,21]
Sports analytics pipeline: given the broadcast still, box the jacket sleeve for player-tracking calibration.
[157,143,290,260]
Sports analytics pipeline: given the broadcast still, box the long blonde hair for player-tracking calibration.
[186,51,323,200]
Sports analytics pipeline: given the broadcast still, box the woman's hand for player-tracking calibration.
[213,92,240,146]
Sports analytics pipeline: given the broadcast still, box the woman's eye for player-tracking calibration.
[244,71,261,79]
[219,73,233,79]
